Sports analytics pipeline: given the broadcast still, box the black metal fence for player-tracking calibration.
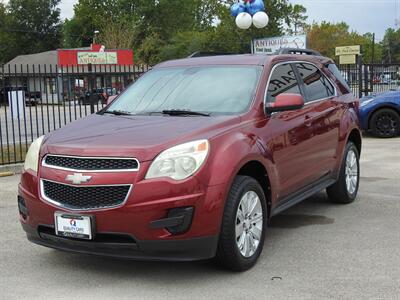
[338,63,400,98]
[0,64,149,165]
[1,61,399,166]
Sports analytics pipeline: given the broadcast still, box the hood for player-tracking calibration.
[42,114,241,161]
[361,90,400,102]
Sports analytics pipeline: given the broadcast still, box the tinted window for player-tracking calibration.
[295,63,335,102]
[328,64,351,94]
[266,63,301,103]
[107,66,262,115]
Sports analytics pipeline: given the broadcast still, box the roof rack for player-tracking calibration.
[276,48,322,56]
[188,51,235,58]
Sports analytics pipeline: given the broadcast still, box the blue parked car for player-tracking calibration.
[360,90,400,138]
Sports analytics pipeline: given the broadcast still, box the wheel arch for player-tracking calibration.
[347,128,362,155]
[236,160,272,219]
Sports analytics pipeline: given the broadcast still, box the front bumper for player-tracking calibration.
[22,223,218,261]
[19,168,227,261]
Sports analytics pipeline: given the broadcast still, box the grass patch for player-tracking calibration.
[0,143,29,165]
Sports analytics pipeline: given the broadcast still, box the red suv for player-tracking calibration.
[18,49,362,271]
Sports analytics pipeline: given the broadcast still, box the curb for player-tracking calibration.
[0,163,23,176]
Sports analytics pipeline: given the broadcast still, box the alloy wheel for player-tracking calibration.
[235,191,263,258]
[375,112,398,136]
[345,149,358,195]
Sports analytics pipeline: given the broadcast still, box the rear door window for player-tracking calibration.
[327,64,351,94]
[295,63,336,102]
[266,63,302,103]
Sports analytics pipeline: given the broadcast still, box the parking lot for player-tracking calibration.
[0,104,102,145]
[0,136,399,299]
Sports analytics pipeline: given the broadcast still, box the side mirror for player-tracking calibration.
[266,93,304,113]
[106,95,117,105]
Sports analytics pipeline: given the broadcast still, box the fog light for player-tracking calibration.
[150,207,194,235]
[17,196,29,219]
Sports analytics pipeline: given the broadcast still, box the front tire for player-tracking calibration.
[217,176,267,271]
[327,142,360,204]
[370,108,400,138]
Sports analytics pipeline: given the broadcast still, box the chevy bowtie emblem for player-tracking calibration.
[65,173,92,185]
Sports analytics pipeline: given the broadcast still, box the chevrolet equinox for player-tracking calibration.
[18,49,362,271]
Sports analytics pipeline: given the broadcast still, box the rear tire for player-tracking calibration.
[217,175,267,271]
[327,142,360,204]
[370,108,400,138]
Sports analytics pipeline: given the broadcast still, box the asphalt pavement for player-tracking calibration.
[0,136,399,299]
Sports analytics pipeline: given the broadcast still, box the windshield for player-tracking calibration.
[106,66,262,115]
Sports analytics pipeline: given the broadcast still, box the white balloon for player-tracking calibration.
[235,12,252,30]
[252,11,269,29]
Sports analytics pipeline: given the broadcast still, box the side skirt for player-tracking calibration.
[271,175,336,217]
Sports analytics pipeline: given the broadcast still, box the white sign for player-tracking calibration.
[77,52,118,65]
[339,55,357,65]
[8,91,25,119]
[253,34,307,54]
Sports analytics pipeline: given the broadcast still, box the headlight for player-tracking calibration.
[146,140,209,180]
[360,99,374,107]
[24,136,44,173]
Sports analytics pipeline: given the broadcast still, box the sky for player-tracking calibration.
[58,0,399,41]
[290,0,398,41]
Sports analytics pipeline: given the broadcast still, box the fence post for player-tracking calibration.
[370,64,374,94]
[364,64,369,96]
[358,55,363,98]
[88,63,95,114]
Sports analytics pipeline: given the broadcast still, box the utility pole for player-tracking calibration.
[371,33,375,64]
[371,33,375,93]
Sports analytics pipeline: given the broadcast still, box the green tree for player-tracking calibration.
[62,17,91,48]
[306,22,382,63]
[98,20,136,50]
[0,2,12,63]
[0,0,62,63]
[63,0,143,48]
[151,0,308,62]
[362,32,383,64]
[382,28,400,63]
[62,0,308,64]
[287,4,307,35]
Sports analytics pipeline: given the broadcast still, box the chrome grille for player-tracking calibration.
[41,180,131,210]
[43,155,139,172]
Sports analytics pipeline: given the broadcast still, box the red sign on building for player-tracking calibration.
[58,44,134,67]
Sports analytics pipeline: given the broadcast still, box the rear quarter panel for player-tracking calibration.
[334,93,361,176]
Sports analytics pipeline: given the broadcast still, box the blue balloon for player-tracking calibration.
[247,0,265,16]
[230,3,246,17]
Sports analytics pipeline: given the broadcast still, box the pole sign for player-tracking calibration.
[77,52,118,65]
[253,34,307,54]
[336,45,360,65]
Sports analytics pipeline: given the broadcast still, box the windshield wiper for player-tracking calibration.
[160,109,210,116]
[103,110,133,116]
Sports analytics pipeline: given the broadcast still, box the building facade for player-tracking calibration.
[2,44,142,104]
